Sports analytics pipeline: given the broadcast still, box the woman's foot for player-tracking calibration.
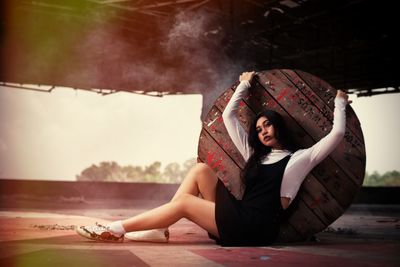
[124,228,169,243]
[76,222,124,243]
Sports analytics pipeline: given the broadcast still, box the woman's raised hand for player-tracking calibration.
[336,90,352,105]
[239,71,256,82]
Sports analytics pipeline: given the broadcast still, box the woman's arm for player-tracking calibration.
[308,93,348,164]
[222,71,256,161]
[280,90,351,206]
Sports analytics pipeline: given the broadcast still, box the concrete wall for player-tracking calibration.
[0,179,398,204]
[0,179,179,201]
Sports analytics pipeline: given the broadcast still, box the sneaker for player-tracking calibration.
[124,228,169,243]
[76,222,124,243]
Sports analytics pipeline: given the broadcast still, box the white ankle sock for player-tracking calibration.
[107,220,126,235]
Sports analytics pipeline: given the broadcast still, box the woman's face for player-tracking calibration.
[256,116,281,149]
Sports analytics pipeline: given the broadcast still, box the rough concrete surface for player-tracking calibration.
[0,196,399,267]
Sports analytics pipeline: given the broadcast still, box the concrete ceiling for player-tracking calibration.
[1,0,399,101]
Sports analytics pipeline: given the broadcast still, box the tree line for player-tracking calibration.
[76,160,399,186]
[362,170,400,186]
[76,158,197,184]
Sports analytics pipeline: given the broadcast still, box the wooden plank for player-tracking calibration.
[286,199,327,239]
[276,221,305,243]
[310,162,360,208]
[213,85,234,111]
[202,106,246,169]
[291,69,365,145]
[213,88,255,131]
[282,69,365,152]
[197,129,243,199]
[310,160,359,208]
[299,173,345,226]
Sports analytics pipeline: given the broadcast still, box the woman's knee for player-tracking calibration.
[173,193,194,216]
[190,163,217,181]
[191,163,212,174]
[173,193,217,234]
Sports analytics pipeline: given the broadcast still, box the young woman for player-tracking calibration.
[76,71,351,246]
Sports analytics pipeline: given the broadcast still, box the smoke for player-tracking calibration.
[160,10,245,117]
[69,9,246,117]
[165,11,208,49]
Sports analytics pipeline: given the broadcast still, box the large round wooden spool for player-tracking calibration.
[197,69,366,242]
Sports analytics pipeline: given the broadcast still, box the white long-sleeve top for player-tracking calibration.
[222,80,346,205]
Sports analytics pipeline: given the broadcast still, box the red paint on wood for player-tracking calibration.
[276,88,290,101]
[310,196,321,209]
[206,151,225,174]
[210,125,216,133]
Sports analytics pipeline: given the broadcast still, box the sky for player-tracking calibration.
[0,86,202,181]
[348,92,400,174]
[0,85,399,181]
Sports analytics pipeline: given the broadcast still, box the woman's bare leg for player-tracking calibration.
[121,193,219,237]
[171,163,218,202]
[120,163,220,237]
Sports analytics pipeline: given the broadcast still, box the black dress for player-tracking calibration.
[210,155,291,246]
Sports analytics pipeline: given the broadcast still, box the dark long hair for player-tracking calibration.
[241,110,298,186]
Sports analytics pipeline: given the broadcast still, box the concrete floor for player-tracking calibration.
[0,197,399,267]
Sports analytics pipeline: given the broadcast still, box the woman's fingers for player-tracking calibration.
[336,89,352,104]
[239,71,256,82]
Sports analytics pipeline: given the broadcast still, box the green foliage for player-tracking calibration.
[362,170,400,186]
[76,158,197,184]
[77,160,399,187]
